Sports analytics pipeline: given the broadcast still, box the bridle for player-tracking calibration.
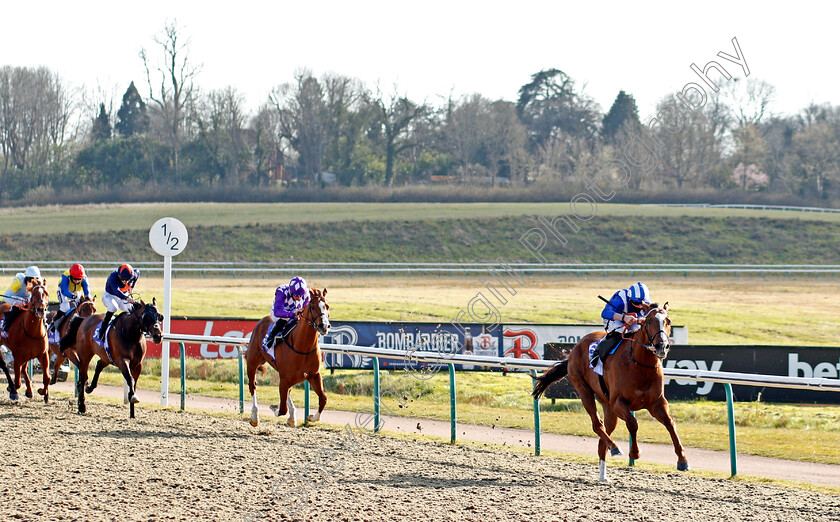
[22,285,48,340]
[281,294,329,355]
[621,308,670,368]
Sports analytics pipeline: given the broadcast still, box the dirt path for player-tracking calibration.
[47,381,840,489]
[1,396,838,522]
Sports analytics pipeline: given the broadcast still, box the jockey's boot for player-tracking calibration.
[2,307,22,333]
[265,319,285,349]
[97,311,114,342]
[50,310,66,332]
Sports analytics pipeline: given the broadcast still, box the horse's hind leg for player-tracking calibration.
[648,398,689,471]
[86,359,108,394]
[306,372,327,423]
[37,351,50,403]
[271,383,297,427]
[77,359,90,414]
[247,351,261,427]
[573,378,622,458]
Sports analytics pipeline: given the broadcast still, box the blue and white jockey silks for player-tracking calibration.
[600,282,651,334]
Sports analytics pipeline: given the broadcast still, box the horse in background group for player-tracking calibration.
[60,298,163,418]
[0,284,52,402]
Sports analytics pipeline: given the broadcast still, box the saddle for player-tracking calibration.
[590,331,623,366]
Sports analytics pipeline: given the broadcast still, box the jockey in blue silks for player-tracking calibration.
[591,282,651,365]
[263,276,310,350]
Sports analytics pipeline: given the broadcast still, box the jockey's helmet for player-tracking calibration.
[25,266,41,280]
[70,264,85,280]
[289,276,308,297]
[118,264,134,280]
[628,282,650,305]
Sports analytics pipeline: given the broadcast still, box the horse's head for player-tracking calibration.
[77,295,97,317]
[28,284,49,320]
[305,288,330,336]
[640,302,671,359]
[137,298,164,344]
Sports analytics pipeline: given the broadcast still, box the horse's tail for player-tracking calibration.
[59,316,84,352]
[532,360,569,399]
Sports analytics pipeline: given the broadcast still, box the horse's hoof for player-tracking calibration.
[38,388,46,396]
[610,446,624,457]
[78,405,86,414]
[129,395,140,404]
[677,461,690,472]
[25,391,33,399]
[85,386,95,394]
[287,419,297,428]
[269,404,280,416]
[9,392,18,401]
[599,477,611,483]
[306,414,320,423]
[630,450,640,460]
[249,418,259,427]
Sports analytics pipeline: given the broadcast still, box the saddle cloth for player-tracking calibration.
[93,321,115,363]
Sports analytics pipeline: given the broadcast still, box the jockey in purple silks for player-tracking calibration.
[263,276,310,350]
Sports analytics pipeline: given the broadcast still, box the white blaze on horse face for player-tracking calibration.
[319,301,330,331]
[654,311,670,346]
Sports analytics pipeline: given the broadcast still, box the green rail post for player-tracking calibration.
[373,357,381,433]
[628,411,636,467]
[74,365,78,398]
[724,383,738,477]
[238,347,245,414]
[304,380,311,423]
[448,363,456,443]
[179,342,186,411]
[27,359,33,380]
[531,370,541,456]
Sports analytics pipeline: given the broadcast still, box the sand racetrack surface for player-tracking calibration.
[1,398,839,522]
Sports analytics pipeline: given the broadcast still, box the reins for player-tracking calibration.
[280,297,323,355]
[620,311,669,369]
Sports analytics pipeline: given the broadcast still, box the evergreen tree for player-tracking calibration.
[602,90,641,142]
[91,103,112,141]
[115,81,149,137]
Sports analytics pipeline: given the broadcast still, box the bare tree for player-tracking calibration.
[271,70,327,184]
[141,21,201,183]
[369,87,427,186]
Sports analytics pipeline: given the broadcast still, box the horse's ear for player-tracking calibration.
[323,288,327,296]
[663,301,669,311]
[153,297,157,306]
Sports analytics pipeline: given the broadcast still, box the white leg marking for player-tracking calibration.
[599,460,609,483]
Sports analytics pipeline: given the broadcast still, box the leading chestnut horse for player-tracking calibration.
[533,303,689,482]
[48,295,97,385]
[60,299,163,418]
[247,288,330,427]
[0,284,51,402]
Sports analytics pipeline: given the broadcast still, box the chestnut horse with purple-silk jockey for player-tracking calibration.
[0,284,51,402]
[533,302,688,482]
[60,298,163,418]
[48,295,96,385]
[247,288,330,427]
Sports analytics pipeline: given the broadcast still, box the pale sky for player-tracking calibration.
[2,1,836,120]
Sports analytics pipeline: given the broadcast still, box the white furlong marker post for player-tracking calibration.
[149,217,188,406]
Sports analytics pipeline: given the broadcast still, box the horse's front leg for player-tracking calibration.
[17,360,32,399]
[50,347,65,385]
[306,372,327,423]
[271,383,297,427]
[86,358,108,394]
[648,398,690,471]
[117,359,138,404]
[36,351,50,403]
[610,397,640,461]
